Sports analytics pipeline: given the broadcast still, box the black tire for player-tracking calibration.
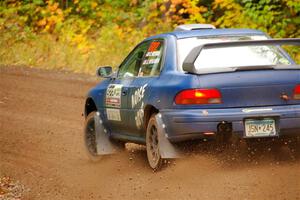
[146,114,163,171]
[84,111,102,161]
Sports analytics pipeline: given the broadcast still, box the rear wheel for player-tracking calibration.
[146,114,163,171]
[84,111,102,161]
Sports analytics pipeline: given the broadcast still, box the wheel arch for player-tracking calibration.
[85,97,97,118]
[143,104,159,130]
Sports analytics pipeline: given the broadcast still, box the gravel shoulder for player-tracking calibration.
[0,66,300,200]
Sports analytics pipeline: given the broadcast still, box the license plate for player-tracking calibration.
[244,118,277,137]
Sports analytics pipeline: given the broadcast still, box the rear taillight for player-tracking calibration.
[175,89,222,105]
[294,85,300,100]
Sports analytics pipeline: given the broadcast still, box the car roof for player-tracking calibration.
[145,28,267,41]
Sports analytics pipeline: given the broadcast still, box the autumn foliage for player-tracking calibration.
[0,0,299,73]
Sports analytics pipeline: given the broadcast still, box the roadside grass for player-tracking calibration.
[0,26,145,74]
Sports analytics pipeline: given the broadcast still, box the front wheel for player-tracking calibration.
[146,114,164,171]
[84,111,102,161]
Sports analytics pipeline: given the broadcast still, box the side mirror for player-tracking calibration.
[96,66,112,78]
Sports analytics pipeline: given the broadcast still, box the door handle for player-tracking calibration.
[122,90,127,96]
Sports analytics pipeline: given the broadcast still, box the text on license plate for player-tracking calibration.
[244,118,276,137]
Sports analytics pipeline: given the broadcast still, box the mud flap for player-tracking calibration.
[156,114,181,158]
[94,112,118,155]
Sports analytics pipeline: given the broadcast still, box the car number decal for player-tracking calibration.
[106,84,123,108]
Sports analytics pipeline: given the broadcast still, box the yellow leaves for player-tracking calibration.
[91,2,98,9]
[96,11,102,17]
[43,24,51,32]
[72,34,85,44]
[37,19,47,27]
[3,0,300,74]
[58,18,96,56]
[178,8,185,14]
[199,6,208,13]
[150,2,158,10]
[67,33,94,55]
[130,0,138,6]
[115,26,125,39]
[37,14,64,32]
[213,0,245,28]
[147,11,159,19]
[49,14,63,24]
[47,2,59,12]
[169,4,177,13]
[186,6,202,16]
[157,0,210,24]
[213,0,243,11]
[160,5,167,12]
[33,1,65,33]
[213,0,230,9]
[171,0,183,5]
[56,8,63,16]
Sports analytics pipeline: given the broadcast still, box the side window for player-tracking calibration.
[118,42,149,78]
[139,40,164,77]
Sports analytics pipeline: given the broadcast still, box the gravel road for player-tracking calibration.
[0,66,300,200]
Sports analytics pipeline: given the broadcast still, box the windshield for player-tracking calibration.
[177,35,293,73]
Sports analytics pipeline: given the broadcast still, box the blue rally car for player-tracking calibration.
[84,24,300,170]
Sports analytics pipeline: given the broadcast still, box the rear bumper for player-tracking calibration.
[160,105,300,142]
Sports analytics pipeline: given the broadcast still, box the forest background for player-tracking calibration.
[0,0,299,74]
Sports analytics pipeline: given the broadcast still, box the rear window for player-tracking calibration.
[177,35,293,72]
[195,45,290,69]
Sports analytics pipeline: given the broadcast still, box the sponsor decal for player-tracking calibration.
[145,51,161,57]
[131,84,148,129]
[105,84,123,108]
[142,41,162,66]
[131,84,148,109]
[142,58,160,65]
[106,108,121,121]
[148,41,161,52]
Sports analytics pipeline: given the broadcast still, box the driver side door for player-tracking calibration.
[103,41,150,136]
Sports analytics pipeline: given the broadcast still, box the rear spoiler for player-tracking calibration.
[183,38,300,74]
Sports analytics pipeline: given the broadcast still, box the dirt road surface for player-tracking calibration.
[0,66,300,200]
